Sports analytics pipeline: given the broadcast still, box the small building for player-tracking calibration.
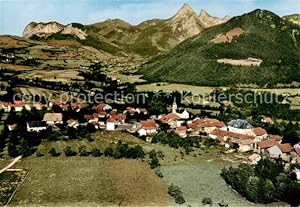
[27,121,47,132]
[84,114,98,124]
[256,138,280,153]
[43,113,63,125]
[249,153,262,165]
[227,119,253,135]
[159,113,182,128]
[267,145,282,159]
[188,118,226,134]
[111,114,127,124]
[277,143,293,162]
[0,101,31,112]
[94,103,112,113]
[295,147,300,163]
[209,129,256,152]
[67,119,79,129]
[33,102,45,111]
[250,127,268,140]
[7,124,17,131]
[106,117,116,131]
[261,117,274,125]
[137,120,157,137]
[175,126,187,138]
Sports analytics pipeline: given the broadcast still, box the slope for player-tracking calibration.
[139,9,300,87]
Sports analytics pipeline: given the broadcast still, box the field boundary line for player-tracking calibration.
[5,168,32,207]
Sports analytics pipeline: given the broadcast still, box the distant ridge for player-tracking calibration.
[22,4,230,57]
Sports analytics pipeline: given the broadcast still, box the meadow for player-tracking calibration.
[8,157,169,206]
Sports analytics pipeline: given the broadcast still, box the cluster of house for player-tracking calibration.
[1,99,300,165]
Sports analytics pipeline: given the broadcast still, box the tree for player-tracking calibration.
[126,145,145,159]
[245,176,260,202]
[168,184,185,204]
[16,139,31,157]
[255,159,284,183]
[8,143,18,158]
[63,146,77,156]
[202,197,212,206]
[261,179,276,203]
[78,145,89,156]
[104,147,114,157]
[49,148,60,157]
[147,98,167,115]
[282,130,300,146]
[148,154,160,169]
[91,148,102,157]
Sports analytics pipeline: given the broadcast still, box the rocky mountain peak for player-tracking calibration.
[199,9,209,17]
[199,9,230,27]
[22,21,87,40]
[172,3,197,21]
[23,21,64,39]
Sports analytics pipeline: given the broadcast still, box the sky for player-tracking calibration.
[0,0,300,36]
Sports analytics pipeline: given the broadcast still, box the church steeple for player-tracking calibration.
[172,97,177,114]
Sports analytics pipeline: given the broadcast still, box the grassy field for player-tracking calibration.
[160,163,254,206]
[0,131,256,206]
[7,157,169,206]
[18,69,84,83]
[137,83,216,94]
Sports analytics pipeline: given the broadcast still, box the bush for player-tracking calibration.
[104,147,114,157]
[63,146,77,157]
[78,145,89,156]
[49,148,61,157]
[148,150,160,169]
[36,151,44,157]
[204,138,217,147]
[202,197,213,206]
[126,145,145,159]
[91,148,102,157]
[168,184,185,204]
[154,168,164,178]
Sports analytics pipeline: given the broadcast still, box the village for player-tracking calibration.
[1,95,300,169]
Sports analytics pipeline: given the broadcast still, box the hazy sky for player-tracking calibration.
[0,0,300,35]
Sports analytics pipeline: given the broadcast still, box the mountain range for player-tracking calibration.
[22,4,229,57]
[2,4,300,87]
[139,9,300,87]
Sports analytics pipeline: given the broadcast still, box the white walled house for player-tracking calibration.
[43,113,63,125]
[27,121,47,132]
[106,118,116,131]
[137,120,157,137]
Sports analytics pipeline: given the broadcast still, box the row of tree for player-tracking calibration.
[221,158,300,205]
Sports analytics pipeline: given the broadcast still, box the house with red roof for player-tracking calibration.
[158,113,183,128]
[110,114,127,124]
[188,118,226,135]
[137,120,158,137]
[67,119,79,129]
[249,153,262,165]
[294,147,300,163]
[209,129,256,152]
[94,103,112,113]
[261,117,274,125]
[256,138,281,153]
[175,126,187,138]
[267,143,294,161]
[247,127,268,140]
[0,101,31,112]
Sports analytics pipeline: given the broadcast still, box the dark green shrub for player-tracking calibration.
[91,148,102,157]
[168,184,185,204]
[63,146,77,157]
